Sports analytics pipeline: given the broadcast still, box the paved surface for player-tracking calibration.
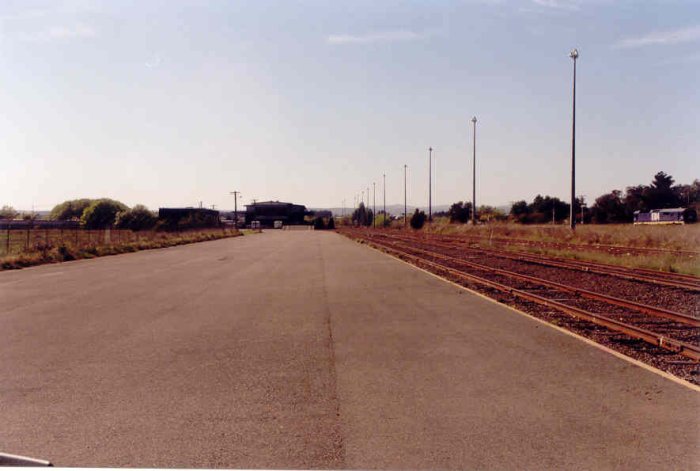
[1,231,698,469]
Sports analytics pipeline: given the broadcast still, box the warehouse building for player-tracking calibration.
[245,201,307,227]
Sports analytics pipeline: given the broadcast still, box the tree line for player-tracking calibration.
[509,171,698,224]
[0,199,160,230]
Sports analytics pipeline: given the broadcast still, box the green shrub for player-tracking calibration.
[81,199,129,229]
[410,209,426,229]
[115,205,157,231]
[49,199,93,221]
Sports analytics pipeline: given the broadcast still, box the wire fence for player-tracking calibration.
[0,224,234,257]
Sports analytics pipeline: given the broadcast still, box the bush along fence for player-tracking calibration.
[0,221,240,268]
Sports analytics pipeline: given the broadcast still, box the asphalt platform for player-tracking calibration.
[1,230,698,469]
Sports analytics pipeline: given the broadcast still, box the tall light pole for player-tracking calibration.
[471,116,477,225]
[229,191,241,229]
[569,48,579,230]
[372,182,376,229]
[383,173,386,228]
[428,147,433,222]
[404,164,408,228]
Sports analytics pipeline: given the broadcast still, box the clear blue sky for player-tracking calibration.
[1,0,698,212]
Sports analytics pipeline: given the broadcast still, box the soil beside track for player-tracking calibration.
[340,228,700,385]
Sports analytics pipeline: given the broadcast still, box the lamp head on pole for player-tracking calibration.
[471,116,477,124]
[569,48,579,60]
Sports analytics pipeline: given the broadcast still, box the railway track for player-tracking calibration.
[432,233,700,258]
[343,230,700,362]
[374,232,700,292]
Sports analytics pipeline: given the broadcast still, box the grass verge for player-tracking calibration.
[1,230,242,271]
[424,219,700,253]
[492,243,700,276]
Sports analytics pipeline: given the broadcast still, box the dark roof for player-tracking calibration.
[245,201,304,208]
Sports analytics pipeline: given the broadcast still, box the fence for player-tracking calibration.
[0,224,234,256]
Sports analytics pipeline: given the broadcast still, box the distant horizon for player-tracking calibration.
[9,169,697,216]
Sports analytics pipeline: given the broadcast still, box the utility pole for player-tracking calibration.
[383,173,386,228]
[404,164,408,228]
[373,182,376,229]
[428,147,433,222]
[229,191,241,229]
[471,116,477,225]
[569,48,579,230]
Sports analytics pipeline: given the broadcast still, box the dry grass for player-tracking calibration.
[501,245,700,276]
[1,229,242,270]
[425,219,700,252]
[412,220,700,276]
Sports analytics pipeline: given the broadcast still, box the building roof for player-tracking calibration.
[245,201,304,208]
[635,208,687,214]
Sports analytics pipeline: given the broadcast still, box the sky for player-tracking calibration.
[1,0,698,212]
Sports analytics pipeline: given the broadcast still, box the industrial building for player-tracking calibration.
[245,201,307,228]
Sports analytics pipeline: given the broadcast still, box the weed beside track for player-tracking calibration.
[0,229,242,270]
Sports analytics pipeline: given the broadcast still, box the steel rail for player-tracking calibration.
[352,235,700,361]
[441,238,700,286]
[384,239,700,326]
[377,231,700,288]
[376,232,700,292]
[409,232,700,278]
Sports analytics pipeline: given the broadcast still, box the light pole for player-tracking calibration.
[471,116,477,225]
[428,147,433,222]
[372,182,376,229]
[383,173,386,228]
[404,164,408,228]
[569,48,579,230]
[229,191,241,229]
